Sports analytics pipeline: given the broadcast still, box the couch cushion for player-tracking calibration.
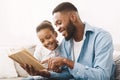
[0,47,18,78]
[14,62,29,77]
[113,50,120,80]
[0,77,23,80]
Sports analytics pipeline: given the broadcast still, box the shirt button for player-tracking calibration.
[77,71,80,74]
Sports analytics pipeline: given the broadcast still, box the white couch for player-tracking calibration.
[0,45,35,80]
[113,44,120,80]
[0,44,120,80]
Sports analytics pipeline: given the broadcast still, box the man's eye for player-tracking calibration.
[56,21,61,26]
[57,22,61,25]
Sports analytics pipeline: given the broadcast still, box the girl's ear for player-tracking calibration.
[54,31,58,37]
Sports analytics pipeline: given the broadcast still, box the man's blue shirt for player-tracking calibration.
[51,22,115,80]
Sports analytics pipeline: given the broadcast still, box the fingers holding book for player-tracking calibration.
[20,64,50,78]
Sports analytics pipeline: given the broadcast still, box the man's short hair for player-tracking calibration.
[52,2,78,14]
[36,20,55,33]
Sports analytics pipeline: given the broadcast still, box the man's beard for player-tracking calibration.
[65,20,76,41]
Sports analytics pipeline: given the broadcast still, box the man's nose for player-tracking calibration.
[57,26,63,33]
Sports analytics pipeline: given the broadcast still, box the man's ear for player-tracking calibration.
[70,12,77,22]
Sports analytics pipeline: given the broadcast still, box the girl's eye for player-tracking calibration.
[46,35,51,39]
[40,39,44,43]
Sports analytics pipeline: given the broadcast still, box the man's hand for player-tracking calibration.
[41,57,74,72]
[20,64,50,78]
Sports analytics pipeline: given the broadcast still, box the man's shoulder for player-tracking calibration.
[84,22,113,44]
[85,22,111,37]
[85,22,107,32]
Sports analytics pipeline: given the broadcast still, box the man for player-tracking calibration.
[42,2,115,80]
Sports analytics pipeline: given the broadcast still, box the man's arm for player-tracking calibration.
[50,66,73,80]
[69,32,114,80]
[21,63,73,80]
[44,32,115,80]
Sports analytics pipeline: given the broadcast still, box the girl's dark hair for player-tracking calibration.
[52,2,78,14]
[36,20,55,33]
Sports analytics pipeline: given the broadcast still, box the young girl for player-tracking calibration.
[34,20,60,64]
[22,20,64,80]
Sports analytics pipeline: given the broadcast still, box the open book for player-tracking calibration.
[8,48,46,71]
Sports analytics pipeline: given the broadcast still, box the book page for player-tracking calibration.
[8,49,46,71]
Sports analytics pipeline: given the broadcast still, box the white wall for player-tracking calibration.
[0,0,120,47]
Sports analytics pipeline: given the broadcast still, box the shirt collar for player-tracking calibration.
[84,22,94,33]
[83,22,94,40]
[69,22,94,42]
